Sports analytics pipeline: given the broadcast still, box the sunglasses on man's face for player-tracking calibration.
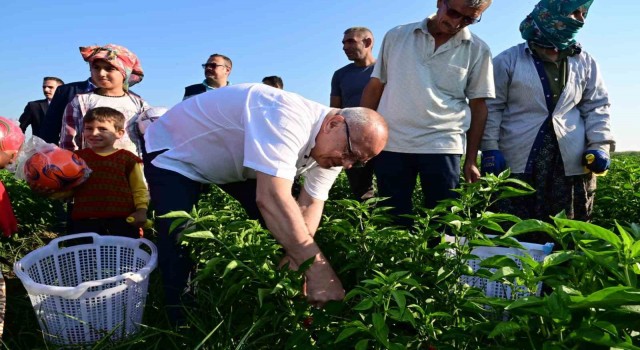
[202,63,226,70]
[442,0,482,25]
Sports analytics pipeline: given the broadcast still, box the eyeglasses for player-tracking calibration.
[202,63,227,69]
[442,0,482,25]
[344,121,366,168]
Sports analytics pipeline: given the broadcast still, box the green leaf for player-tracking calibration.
[488,321,521,338]
[542,251,573,268]
[617,222,635,253]
[490,266,522,280]
[168,217,189,235]
[352,299,374,311]
[554,218,621,248]
[354,339,369,350]
[570,286,640,309]
[497,186,536,200]
[504,219,555,238]
[391,290,407,310]
[372,313,389,346]
[546,291,571,323]
[257,288,270,308]
[480,255,520,270]
[388,271,410,280]
[505,296,544,310]
[222,260,240,278]
[630,241,640,259]
[502,177,534,189]
[335,327,362,343]
[158,210,192,219]
[184,231,215,239]
[484,212,522,224]
[478,219,505,233]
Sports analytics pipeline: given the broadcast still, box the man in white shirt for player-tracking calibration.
[144,83,388,322]
[361,0,494,228]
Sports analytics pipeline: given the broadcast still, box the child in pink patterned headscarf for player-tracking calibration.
[79,44,144,91]
[60,44,150,156]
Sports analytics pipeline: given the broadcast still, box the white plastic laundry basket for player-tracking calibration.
[13,232,158,345]
[445,235,554,299]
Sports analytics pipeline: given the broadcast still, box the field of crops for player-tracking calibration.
[1,152,639,349]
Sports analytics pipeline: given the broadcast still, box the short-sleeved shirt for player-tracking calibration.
[372,16,495,154]
[145,83,341,200]
[330,63,375,108]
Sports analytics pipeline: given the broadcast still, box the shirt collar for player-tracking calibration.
[86,78,97,92]
[414,15,473,43]
[202,80,231,90]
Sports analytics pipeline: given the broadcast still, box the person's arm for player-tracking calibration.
[296,186,325,237]
[464,98,488,183]
[255,172,344,307]
[128,161,149,226]
[330,71,343,108]
[18,103,31,133]
[578,55,614,153]
[360,77,385,110]
[330,96,342,108]
[59,99,81,150]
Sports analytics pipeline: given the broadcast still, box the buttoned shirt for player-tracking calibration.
[481,42,614,175]
[372,16,494,154]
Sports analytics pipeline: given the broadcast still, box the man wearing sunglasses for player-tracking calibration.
[182,53,232,100]
[361,0,494,228]
[144,83,388,321]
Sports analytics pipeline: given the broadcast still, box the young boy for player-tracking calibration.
[70,106,148,238]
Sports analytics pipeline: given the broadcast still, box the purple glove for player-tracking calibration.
[582,150,610,173]
[481,150,506,175]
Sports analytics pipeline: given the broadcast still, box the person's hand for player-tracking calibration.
[304,256,345,308]
[481,150,506,175]
[0,150,17,169]
[582,150,610,174]
[49,190,74,200]
[29,183,58,196]
[126,208,148,227]
[463,160,481,183]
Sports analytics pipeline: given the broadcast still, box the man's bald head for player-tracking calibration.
[339,107,388,161]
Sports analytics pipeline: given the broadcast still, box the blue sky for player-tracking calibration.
[1,0,637,151]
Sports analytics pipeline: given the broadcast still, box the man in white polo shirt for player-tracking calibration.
[144,83,388,322]
[361,0,495,228]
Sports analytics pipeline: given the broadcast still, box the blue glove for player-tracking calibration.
[481,150,506,175]
[582,150,610,174]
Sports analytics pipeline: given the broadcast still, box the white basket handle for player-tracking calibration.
[128,238,158,282]
[48,232,102,249]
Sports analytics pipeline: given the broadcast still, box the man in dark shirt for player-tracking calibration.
[330,27,377,200]
[183,53,232,100]
[19,77,64,137]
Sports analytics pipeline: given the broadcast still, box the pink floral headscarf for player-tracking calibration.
[80,44,144,91]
